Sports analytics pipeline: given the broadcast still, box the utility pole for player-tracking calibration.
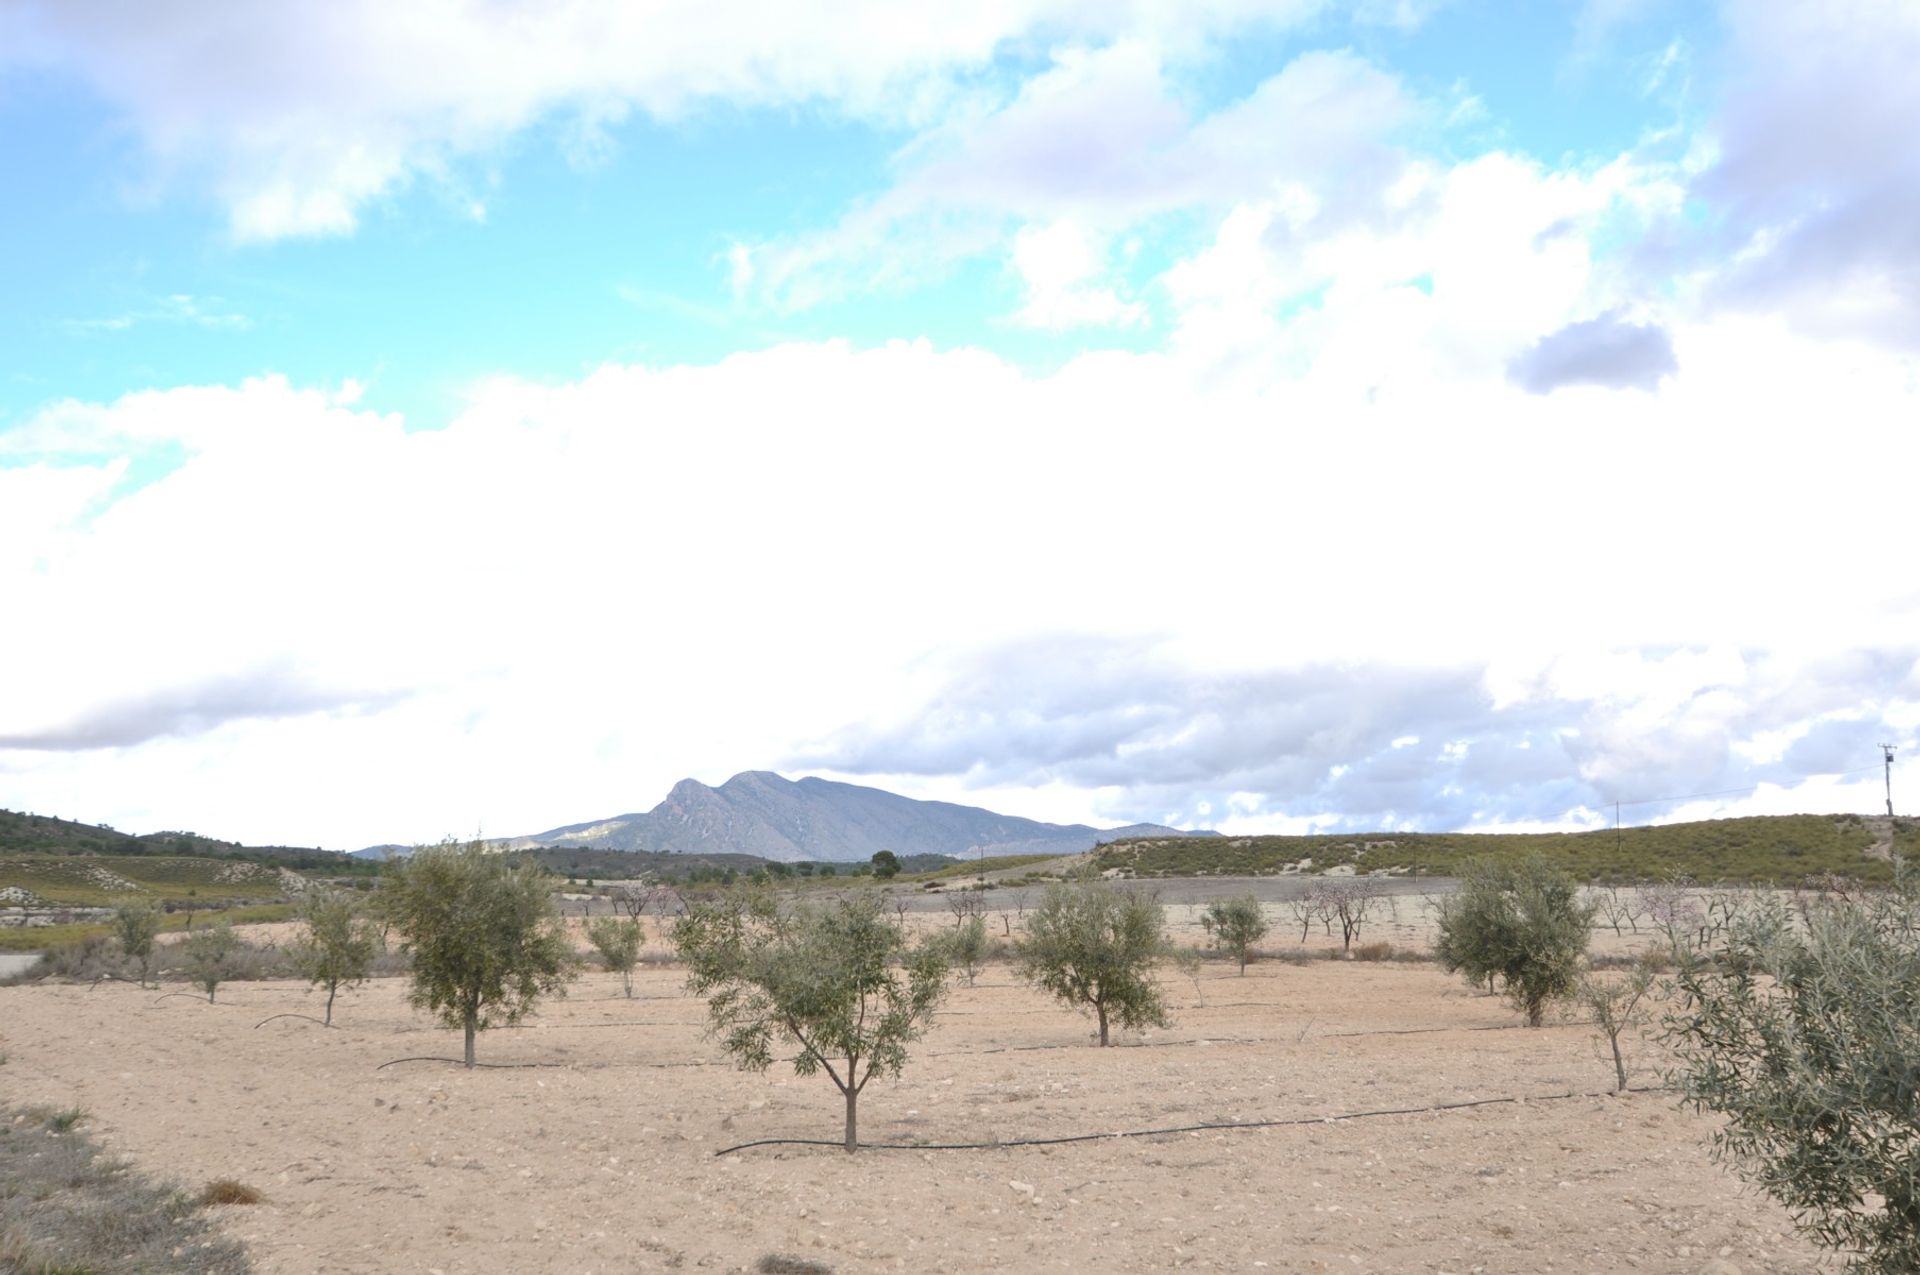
[1882,743,1899,817]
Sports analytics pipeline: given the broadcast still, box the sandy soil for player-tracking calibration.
[0,941,1828,1275]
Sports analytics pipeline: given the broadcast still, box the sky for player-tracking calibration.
[2,0,1917,851]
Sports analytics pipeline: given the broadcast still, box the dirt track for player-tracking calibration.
[1,946,1824,1275]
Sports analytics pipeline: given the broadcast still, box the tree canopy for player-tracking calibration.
[674,889,950,1151]
[382,839,578,1066]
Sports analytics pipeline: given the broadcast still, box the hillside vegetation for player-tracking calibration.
[0,855,303,906]
[1093,813,1917,883]
[0,808,374,873]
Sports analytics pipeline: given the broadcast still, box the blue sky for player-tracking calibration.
[2,1,1917,848]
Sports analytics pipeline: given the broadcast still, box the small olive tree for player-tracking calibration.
[674,889,950,1152]
[1435,857,1594,1026]
[1665,867,1920,1272]
[586,916,644,998]
[109,896,162,988]
[1578,956,1658,1092]
[1015,880,1172,1045]
[181,920,242,1003]
[945,913,989,986]
[1199,895,1268,974]
[382,839,578,1067]
[285,890,380,1024]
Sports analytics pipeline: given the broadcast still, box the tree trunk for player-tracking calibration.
[325,983,337,1026]
[1095,1001,1110,1047]
[207,985,216,1003]
[1609,1032,1627,1092]
[464,1009,477,1068]
[1238,948,1248,975]
[622,969,633,999]
[843,1086,858,1153]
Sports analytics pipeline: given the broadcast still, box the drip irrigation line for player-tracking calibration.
[151,991,207,1005]
[1318,1021,1582,1040]
[254,1013,334,1029]
[713,1085,1673,1157]
[374,1054,721,1072]
[928,1036,1264,1059]
[376,1056,576,1071]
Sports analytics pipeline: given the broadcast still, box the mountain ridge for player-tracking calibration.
[490,770,1218,863]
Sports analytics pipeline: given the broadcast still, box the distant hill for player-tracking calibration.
[1092,813,1919,884]
[0,809,373,874]
[493,771,1220,863]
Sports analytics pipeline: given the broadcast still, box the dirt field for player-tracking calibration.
[0,939,1827,1275]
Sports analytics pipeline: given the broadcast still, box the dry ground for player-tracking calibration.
[1,951,1827,1275]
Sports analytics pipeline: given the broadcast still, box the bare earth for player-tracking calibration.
[2,926,1827,1275]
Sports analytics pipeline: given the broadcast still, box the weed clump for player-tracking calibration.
[199,1178,266,1206]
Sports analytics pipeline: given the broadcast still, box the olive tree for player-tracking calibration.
[1578,956,1657,1092]
[1665,867,1920,1272]
[945,913,988,986]
[1015,880,1172,1046]
[1199,895,1268,974]
[109,897,162,988]
[181,920,242,1003]
[285,890,380,1024]
[1435,857,1594,1026]
[382,839,578,1067]
[586,915,644,998]
[674,889,950,1153]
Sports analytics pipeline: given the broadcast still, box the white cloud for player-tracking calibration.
[3,0,1336,241]
[1695,0,1920,347]
[746,43,1420,310]
[3,283,1917,844]
[62,293,252,335]
[1008,221,1146,330]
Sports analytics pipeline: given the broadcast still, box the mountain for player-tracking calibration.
[496,771,1218,863]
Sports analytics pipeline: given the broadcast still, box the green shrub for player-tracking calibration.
[1199,895,1269,973]
[1435,857,1594,1026]
[1015,881,1173,1046]
[675,889,950,1153]
[1666,865,1920,1271]
[382,839,578,1067]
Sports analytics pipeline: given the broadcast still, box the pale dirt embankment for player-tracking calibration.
[0,948,1826,1275]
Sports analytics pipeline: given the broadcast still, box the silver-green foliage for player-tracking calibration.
[586,915,644,998]
[180,920,242,1003]
[109,896,162,988]
[1665,868,1920,1272]
[1200,895,1269,973]
[382,839,578,1066]
[1577,955,1658,1092]
[1434,857,1594,1026]
[674,889,950,1152]
[1015,880,1173,1045]
[285,889,381,1024]
[945,913,989,986]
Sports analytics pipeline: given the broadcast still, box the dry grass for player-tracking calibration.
[756,1255,833,1274]
[0,1102,249,1274]
[198,1179,265,1206]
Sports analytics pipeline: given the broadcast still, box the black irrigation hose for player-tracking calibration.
[374,1054,721,1071]
[376,1056,576,1071]
[930,1036,1265,1059]
[1319,1021,1583,1040]
[713,1085,1675,1157]
[254,1013,334,1029]
[151,991,207,1005]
